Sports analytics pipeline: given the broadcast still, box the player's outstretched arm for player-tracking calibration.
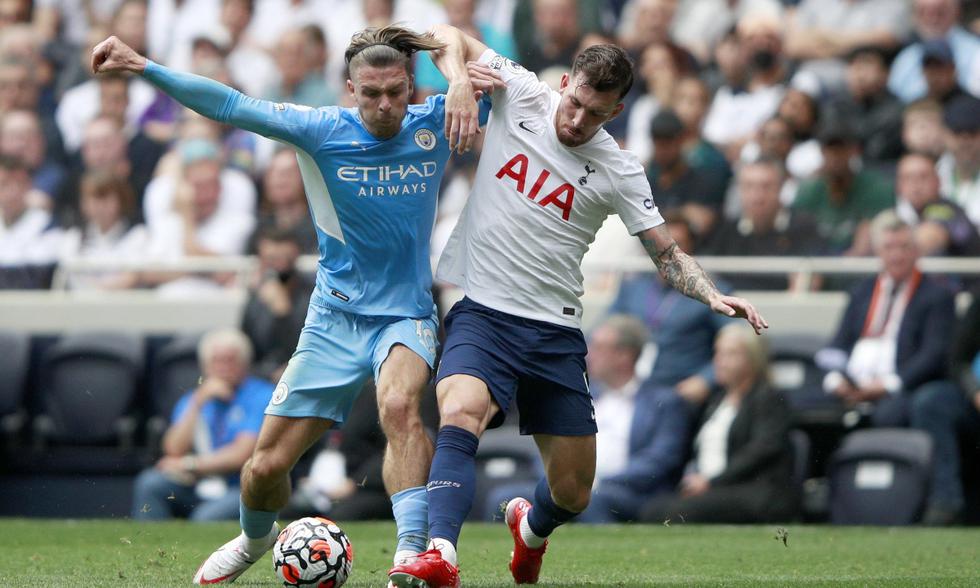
[92,36,322,153]
[428,24,503,153]
[637,225,769,334]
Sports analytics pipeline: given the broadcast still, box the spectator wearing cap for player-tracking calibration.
[785,0,911,94]
[937,94,980,227]
[824,46,905,165]
[646,109,724,235]
[896,152,980,259]
[921,38,973,105]
[792,119,894,255]
[703,158,826,290]
[142,138,255,295]
[888,0,980,102]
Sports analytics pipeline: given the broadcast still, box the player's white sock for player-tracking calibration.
[393,549,419,565]
[428,537,458,566]
[242,526,277,557]
[520,514,546,548]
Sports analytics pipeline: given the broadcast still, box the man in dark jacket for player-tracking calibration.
[816,210,964,523]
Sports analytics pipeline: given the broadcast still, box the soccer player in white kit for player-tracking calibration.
[387,26,769,588]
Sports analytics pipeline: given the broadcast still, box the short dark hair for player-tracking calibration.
[570,44,634,100]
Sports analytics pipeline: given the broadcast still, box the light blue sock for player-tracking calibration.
[391,486,428,554]
[240,498,278,539]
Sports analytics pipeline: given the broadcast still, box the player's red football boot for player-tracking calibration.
[387,548,460,588]
[505,497,548,584]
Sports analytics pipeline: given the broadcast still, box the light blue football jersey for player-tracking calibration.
[143,60,489,318]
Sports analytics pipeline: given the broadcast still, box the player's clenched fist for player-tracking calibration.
[91,35,147,75]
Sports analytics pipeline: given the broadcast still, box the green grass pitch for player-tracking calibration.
[0,519,977,587]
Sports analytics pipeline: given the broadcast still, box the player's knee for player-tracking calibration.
[243,451,290,487]
[378,386,421,433]
[438,396,486,434]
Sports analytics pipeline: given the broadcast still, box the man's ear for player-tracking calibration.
[558,72,570,92]
[346,78,355,97]
[607,102,626,122]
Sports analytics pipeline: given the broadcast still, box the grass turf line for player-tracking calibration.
[0,520,977,587]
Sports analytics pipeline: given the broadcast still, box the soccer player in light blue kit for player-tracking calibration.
[91,26,489,585]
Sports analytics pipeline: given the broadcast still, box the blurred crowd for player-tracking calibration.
[0,0,977,293]
[1,0,979,525]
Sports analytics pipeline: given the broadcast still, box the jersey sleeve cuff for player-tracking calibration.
[477,48,496,65]
[626,215,665,236]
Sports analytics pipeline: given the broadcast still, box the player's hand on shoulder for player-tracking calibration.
[91,35,147,75]
[467,61,506,95]
[710,294,769,335]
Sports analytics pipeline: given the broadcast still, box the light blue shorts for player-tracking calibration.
[265,302,438,425]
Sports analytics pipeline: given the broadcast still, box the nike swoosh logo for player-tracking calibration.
[518,121,538,134]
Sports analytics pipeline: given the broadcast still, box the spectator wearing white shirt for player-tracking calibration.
[143,139,255,295]
[58,170,148,290]
[0,155,61,288]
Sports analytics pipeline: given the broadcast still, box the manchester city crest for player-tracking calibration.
[414,128,437,151]
[271,381,289,405]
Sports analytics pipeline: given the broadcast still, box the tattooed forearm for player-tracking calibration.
[640,237,722,305]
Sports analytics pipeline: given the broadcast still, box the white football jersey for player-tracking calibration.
[436,50,664,328]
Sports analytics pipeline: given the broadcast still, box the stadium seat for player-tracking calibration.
[0,330,30,449]
[33,331,145,449]
[145,333,202,449]
[828,428,933,525]
[768,335,825,394]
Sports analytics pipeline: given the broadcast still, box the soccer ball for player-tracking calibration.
[272,517,354,587]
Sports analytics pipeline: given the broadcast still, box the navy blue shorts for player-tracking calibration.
[436,297,596,436]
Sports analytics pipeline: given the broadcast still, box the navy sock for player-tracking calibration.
[426,425,479,546]
[527,477,578,538]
